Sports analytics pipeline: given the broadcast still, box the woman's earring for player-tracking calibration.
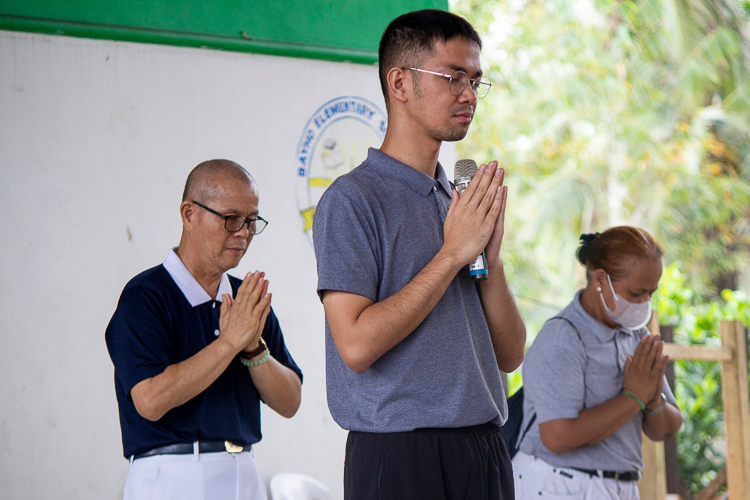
[596,287,602,292]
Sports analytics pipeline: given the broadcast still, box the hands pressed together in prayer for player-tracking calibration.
[219,271,272,355]
[623,334,669,408]
[443,160,508,268]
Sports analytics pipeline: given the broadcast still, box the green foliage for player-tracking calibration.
[451,0,750,330]
[653,263,750,493]
[450,0,750,489]
[507,369,523,395]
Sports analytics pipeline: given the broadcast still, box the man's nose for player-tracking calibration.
[234,222,252,238]
[458,82,478,105]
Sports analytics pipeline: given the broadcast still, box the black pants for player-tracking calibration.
[344,422,515,500]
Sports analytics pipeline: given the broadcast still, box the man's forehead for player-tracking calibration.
[208,172,256,193]
[427,37,482,74]
[205,177,258,205]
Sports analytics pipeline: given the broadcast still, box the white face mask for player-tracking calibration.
[599,274,652,330]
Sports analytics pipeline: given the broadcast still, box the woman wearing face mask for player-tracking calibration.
[512,226,683,500]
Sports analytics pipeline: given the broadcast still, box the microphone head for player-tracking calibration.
[454,159,478,194]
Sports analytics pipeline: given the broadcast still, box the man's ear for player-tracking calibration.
[180,201,196,232]
[387,67,410,105]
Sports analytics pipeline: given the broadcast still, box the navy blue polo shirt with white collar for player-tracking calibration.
[106,249,302,458]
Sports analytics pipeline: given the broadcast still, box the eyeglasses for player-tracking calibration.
[192,201,268,235]
[403,67,492,99]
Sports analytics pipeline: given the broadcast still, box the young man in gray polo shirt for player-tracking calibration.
[313,9,526,499]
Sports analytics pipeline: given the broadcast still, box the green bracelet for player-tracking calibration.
[240,349,270,368]
[621,391,646,411]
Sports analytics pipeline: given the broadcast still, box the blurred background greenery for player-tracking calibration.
[450,0,750,493]
[655,266,748,493]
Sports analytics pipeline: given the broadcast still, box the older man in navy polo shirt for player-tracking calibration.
[106,159,302,500]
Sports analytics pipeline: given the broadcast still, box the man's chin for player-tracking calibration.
[220,252,245,271]
[439,129,470,142]
[433,123,471,143]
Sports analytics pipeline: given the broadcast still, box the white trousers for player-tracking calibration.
[122,445,267,500]
[512,452,639,500]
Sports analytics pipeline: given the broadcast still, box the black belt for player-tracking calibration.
[133,441,251,460]
[571,467,641,481]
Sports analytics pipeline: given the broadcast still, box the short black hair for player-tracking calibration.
[378,9,482,109]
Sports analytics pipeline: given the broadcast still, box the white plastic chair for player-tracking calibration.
[268,473,336,500]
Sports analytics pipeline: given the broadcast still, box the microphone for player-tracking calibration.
[454,159,489,282]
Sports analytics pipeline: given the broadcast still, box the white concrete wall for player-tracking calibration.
[0,30,455,499]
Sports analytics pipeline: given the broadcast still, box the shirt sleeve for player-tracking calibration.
[524,319,588,424]
[105,284,173,397]
[313,180,380,302]
[263,307,303,383]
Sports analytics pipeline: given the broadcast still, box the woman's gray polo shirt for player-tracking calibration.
[519,291,677,471]
[313,148,507,433]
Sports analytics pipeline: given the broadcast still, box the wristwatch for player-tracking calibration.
[644,392,666,415]
[241,337,267,359]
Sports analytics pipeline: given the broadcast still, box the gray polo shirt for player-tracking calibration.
[313,148,507,433]
[519,291,677,471]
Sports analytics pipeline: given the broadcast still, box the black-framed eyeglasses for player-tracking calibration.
[192,200,268,235]
[403,67,492,99]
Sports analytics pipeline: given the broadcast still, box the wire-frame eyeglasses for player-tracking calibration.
[192,201,268,235]
[403,67,492,99]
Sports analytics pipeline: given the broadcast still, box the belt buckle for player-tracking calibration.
[613,472,621,481]
[224,441,243,454]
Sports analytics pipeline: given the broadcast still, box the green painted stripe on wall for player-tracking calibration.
[0,1,448,64]
[0,15,380,64]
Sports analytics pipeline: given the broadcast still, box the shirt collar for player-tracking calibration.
[570,289,629,343]
[162,248,233,307]
[367,148,453,197]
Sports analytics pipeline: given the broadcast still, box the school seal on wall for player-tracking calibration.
[295,96,387,246]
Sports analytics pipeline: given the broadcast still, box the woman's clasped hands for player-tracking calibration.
[622,334,669,408]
